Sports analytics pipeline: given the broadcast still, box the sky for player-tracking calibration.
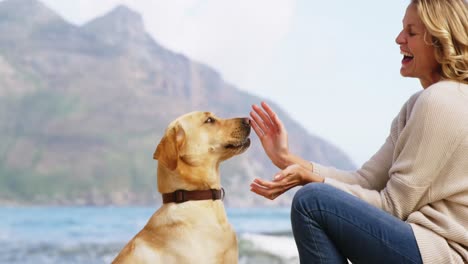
[35,0,421,166]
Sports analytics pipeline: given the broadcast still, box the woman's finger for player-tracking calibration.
[250,110,268,134]
[253,178,281,189]
[273,165,297,181]
[250,118,264,138]
[250,184,279,200]
[261,101,285,133]
[252,104,274,131]
[250,183,271,195]
[273,172,284,181]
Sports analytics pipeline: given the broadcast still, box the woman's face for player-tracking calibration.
[395,3,440,88]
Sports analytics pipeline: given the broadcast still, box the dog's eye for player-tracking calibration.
[205,117,215,124]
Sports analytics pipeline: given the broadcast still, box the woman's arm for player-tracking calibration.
[323,84,466,219]
[248,93,422,200]
[249,101,396,199]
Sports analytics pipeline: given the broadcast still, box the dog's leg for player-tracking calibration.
[220,233,239,264]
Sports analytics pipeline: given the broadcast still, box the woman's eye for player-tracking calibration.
[205,117,215,123]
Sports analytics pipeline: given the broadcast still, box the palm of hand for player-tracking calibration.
[261,127,289,169]
[250,102,290,169]
[250,164,309,200]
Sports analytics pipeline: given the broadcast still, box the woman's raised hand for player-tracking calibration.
[250,102,290,169]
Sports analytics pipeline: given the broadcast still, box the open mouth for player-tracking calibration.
[401,51,414,64]
[225,138,251,149]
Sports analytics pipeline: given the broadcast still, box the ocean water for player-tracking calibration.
[0,207,299,264]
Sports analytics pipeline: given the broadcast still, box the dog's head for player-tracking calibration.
[153,111,251,190]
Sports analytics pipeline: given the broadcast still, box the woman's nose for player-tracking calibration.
[395,30,405,45]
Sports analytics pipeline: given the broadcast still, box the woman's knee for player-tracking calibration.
[292,183,341,214]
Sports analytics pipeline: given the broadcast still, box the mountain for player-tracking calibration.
[0,0,355,206]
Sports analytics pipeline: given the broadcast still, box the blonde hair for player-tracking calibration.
[412,0,468,84]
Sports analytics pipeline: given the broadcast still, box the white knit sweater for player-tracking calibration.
[313,80,468,263]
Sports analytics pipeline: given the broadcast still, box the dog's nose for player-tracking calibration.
[242,118,251,127]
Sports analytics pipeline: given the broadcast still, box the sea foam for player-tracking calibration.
[239,233,299,264]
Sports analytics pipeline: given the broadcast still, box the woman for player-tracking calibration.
[249,0,468,263]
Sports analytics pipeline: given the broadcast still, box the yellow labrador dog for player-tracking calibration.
[112,111,251,264]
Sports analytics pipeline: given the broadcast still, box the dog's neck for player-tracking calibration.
[157,163,222,194]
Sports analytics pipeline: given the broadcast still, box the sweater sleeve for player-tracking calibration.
[314,91,423,191]
[314,134,393,190]
[320,85,466,219]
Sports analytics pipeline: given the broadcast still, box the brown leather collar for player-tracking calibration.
[162,188,225,204]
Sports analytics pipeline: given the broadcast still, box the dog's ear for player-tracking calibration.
[154,124,186,170]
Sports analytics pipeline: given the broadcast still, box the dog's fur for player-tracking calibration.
[112,111,251,264]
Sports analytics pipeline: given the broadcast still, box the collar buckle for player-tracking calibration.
[173,190,186,203]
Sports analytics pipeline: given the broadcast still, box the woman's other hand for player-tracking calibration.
[250,164,324,200]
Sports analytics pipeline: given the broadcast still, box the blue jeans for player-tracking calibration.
[291,183,423,264]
